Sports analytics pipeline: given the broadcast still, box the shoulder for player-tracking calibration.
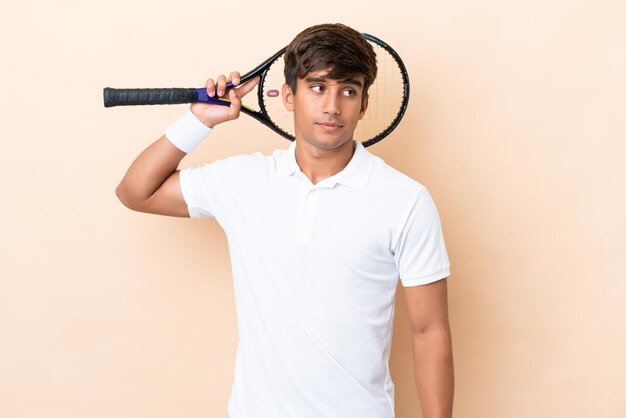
[217,150,271,169]
[368,154,428,200]
[223,146,290,170]
[187,149,278,177]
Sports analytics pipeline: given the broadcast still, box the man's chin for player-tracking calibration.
[300,136,354,151]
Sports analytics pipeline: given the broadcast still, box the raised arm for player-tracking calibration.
[114,72,259,217]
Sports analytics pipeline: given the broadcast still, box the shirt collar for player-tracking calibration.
[275,139,374,189]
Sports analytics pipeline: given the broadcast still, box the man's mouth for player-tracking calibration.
[316,122,344,130]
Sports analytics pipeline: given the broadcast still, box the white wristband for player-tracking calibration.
[165,109,213,153]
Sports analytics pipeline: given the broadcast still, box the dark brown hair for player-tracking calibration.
[283,23,377,99]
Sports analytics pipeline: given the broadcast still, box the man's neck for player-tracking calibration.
[294,139,356,185]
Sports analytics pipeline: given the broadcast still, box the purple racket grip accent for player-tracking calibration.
[195,87,234,106]
[266,89,279,97]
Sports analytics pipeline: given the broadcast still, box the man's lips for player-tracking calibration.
[316,122,344,129]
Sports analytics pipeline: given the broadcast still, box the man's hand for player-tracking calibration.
[191,71,260,128]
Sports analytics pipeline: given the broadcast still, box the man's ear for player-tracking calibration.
[282,83,294,111]
[359,94,369,120]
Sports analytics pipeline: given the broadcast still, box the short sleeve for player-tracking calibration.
[179,161,225,219]
[393,187,451,287]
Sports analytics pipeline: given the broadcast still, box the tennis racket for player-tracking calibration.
[103,33,409,148]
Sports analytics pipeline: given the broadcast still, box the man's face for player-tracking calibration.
[282,69,368,150]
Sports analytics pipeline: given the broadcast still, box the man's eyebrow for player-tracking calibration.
[304,76,363,88]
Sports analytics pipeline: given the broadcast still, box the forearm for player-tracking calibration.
[116,135,186,205]
[412,329,454,418]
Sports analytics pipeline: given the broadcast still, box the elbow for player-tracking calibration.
[115,181,137,210]
[413,325,452,339]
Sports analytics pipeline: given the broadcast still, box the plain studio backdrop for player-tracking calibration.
[1,1,624,417]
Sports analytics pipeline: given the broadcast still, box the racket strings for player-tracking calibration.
[355,44,405,142]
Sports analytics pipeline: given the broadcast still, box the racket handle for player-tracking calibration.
[103,87,197,107]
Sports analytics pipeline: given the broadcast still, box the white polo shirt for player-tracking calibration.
[179,139,451,418]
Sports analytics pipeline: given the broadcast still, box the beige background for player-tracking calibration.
[1,0,625,417]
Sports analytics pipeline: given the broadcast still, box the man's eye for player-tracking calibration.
[342,89,356,96]
[311,85,323,92]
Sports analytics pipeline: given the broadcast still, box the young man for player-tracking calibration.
[116,24,454,418]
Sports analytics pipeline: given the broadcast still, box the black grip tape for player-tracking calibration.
[103,88,197,107]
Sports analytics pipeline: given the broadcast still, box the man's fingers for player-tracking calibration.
[228,71,241,86]
[205,78,215,97]
[204,72,258,103]
[235,76,260,98]
[227,89,241,120]
[216,75,227,96]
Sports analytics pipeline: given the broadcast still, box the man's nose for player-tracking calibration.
[322,93,341,115]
